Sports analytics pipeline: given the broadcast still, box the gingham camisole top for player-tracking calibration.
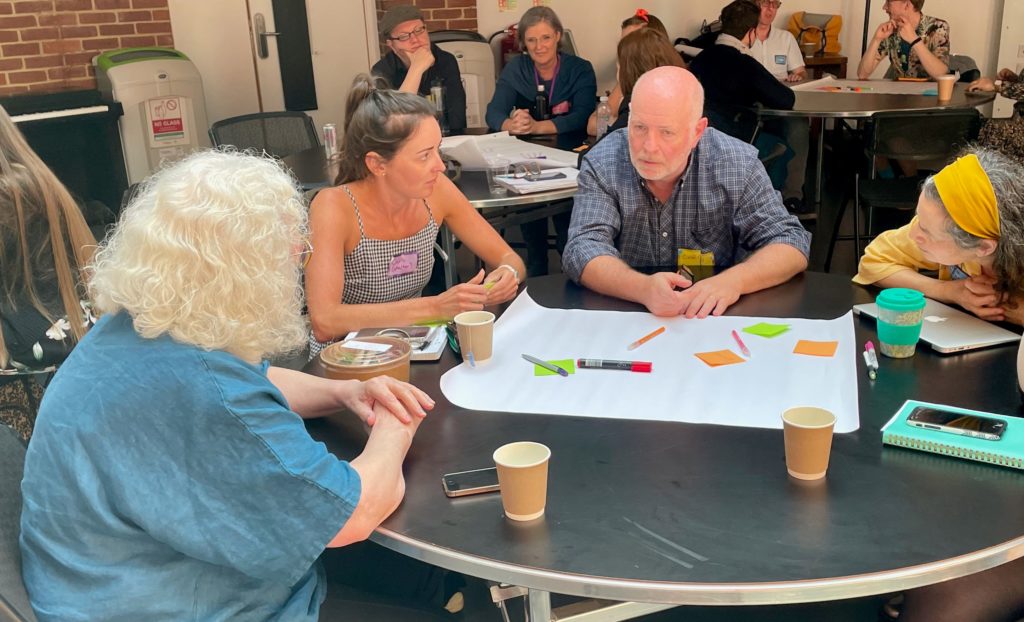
[308,185,438,358]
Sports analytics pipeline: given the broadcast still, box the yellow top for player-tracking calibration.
[933,154,1000,240]
[852,219,981,285]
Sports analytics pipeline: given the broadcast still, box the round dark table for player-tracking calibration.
[304,272,1024,616]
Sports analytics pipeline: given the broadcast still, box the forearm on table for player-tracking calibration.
[875,269,950,301]
[309,297,441,343]
[726,244,808,294]
[267,367,353,419]
[579,256,651,304]
[916,46,948,79]
[857,45,883,78]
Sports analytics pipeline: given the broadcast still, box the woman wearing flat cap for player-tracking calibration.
[854,147,1024,326]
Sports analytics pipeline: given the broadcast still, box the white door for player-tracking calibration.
[168,0,378,132]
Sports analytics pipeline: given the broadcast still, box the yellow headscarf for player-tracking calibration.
[933,154,1000,240]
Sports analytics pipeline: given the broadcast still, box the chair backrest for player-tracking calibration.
[867,108,982,162]
[949,54,981,83]
[703,102,760,144]
[0,424,37,622]
[433,35,496,129]
[208,112,320,159]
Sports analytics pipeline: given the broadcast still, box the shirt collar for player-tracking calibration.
[716,34,749,54]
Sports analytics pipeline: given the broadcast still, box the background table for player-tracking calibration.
[303,272,1024,620]
[803,54,848,79]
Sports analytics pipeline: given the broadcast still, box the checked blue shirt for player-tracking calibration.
[562,127,811,282]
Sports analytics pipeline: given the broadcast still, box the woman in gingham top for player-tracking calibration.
[306,75,525,355]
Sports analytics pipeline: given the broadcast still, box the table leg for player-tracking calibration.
[528,589,552,622]
[815,119,825,206]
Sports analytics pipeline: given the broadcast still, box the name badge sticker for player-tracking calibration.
[677,248,715,267]
[775,54,787,65]
[551,100,570,115]
[387,251,419,278]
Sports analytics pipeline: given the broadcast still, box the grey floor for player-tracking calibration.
[326,146,908,621]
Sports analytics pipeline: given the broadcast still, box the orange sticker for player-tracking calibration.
[695,349,746,367]
[793,340,839,357]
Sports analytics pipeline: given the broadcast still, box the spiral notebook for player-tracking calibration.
[881,400,1024,470]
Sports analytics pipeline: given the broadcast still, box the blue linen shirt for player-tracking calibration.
[20,313,361,621]
[562,127,812,281]
[485,52,596,133]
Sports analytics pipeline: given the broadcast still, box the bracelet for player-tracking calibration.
[496,263,520,283]
[908,37,922,49]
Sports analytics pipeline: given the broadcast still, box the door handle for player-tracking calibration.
[253,13,280,59]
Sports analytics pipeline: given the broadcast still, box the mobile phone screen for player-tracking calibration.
[907,407,1007,439]
[442,467,500,497]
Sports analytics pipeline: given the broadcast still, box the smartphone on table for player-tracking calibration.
[442,467,500,497]
[906,406,1007,441]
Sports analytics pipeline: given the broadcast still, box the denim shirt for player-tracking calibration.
[21,313,360,621]
[562,127,811,281]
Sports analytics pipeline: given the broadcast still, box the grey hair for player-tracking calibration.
[922,145,1024,298]
[517,6,563,46]
[336,73,435,185]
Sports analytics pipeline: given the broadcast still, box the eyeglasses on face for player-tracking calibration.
[524,33,556,48]
[759,0,782,8]
[389,25,427,42]
[295,237,314,269]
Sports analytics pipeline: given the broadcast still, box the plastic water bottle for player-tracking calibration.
[595,94,612,140]
[535,84,550,120]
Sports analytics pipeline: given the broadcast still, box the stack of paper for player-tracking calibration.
[440,131,578,171]
[495,167,578,194]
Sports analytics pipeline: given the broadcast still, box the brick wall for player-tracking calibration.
[375,0,478,42]
[0,0,172,96]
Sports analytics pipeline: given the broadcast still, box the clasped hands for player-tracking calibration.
[875,18,917,45]
[945,275,1018,323]
[434,267,519,319]
[340,375,434,429]
[505,108,537,135]
[642,271,742,318]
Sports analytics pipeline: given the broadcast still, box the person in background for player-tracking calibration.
[854,148,1024,326]
[857,0,949,80]
[586,8,674,136]
[306,75,524,357]
[687,0,795,191]
[563,66,810,318]
[372,5,467,134]
[485,6,597,277]
[968,68,1024,161]
[590,28,685,141]
[19,150,436,620]
[749,0,812,215]
[0,105,95,441]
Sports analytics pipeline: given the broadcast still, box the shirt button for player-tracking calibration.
[662,232,668,237]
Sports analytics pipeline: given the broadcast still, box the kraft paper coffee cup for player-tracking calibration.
[936,74,956,101]
[454,310,495,363]
[875,288,926,358]
[782,407,836,480]
[493,441,550,521]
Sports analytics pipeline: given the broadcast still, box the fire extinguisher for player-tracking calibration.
[489,24,521,72]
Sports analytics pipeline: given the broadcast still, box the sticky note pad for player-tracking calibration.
[695,350,746,367]
[794,340,839,357]
[743,322,791,338]
[534,359,576,376]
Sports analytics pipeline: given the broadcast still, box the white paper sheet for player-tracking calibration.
[791,76,938,95]
[440,291,861,433]
[440,131,579,170]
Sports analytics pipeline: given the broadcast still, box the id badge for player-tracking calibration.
[775,54,787,65]
[551,100,570,116]
[677,248,714,268]
[387,251,419,277]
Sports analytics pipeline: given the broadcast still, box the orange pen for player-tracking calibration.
[627,326,666,351]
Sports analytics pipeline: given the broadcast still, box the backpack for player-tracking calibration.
[786,12,842,55]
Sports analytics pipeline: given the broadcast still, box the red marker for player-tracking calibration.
[577,358,652,373]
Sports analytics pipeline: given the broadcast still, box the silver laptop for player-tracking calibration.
[853,299,1020,353]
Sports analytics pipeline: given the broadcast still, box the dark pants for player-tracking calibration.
[520,202,573,277]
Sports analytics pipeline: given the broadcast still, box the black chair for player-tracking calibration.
[704,103,788,166]
[208,112,320,160]
[0,424,37,622]
[824,108,982,272]
[429,29,486,44]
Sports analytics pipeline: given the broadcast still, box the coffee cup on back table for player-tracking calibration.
[782,407,837,480]
[875,288,926,358]
[493,441,550,521]
[454,310,495,363]
[936,74,956,101]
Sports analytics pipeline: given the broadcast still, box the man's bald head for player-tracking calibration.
[631,66,704,128]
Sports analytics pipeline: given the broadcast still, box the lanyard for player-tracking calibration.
[533,55,560,100]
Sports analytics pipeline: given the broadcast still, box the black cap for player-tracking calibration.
[379,5,424,38]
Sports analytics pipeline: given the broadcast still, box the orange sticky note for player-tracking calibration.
[793,340,839,357]
[695,349,746,367]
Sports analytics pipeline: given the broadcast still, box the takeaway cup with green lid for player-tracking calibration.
[875,288,926,358]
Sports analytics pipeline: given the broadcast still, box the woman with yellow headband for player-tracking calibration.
[854,147,1024,325]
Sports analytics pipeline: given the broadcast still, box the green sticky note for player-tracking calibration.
[534,359,576,376]
[743,322,791,338]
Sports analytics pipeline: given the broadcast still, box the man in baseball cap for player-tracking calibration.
[372,4,467,133]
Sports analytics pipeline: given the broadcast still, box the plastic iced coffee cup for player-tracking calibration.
[454,310,495,363]
[493,441,550,521]
[782,407,837,480]
[875,288,926,358]
[936,74,956,101]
